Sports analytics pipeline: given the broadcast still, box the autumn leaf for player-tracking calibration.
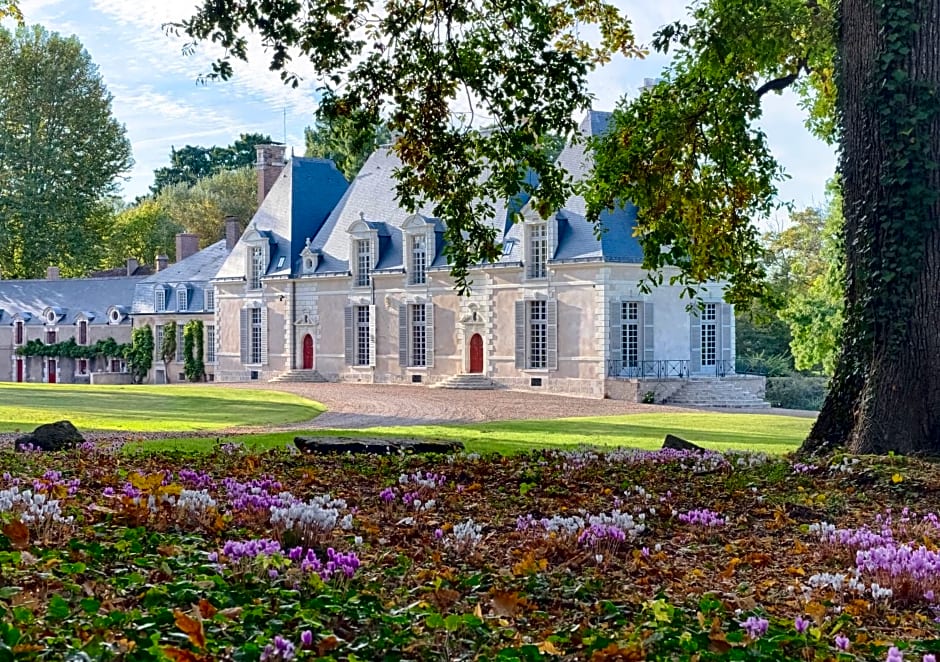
[720,557,740,579]
[174,609,206,649]
[490,590,522,617]
[197,599,217,619]
[318,635,340,656]
[162,647,203,662]
[129,471,165,491]
[590,642,645,661]
[3,520,29,550]
[538,640,564,656]
[891,473,904,484]
[805,601,827,623]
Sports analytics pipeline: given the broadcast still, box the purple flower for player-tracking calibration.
[434,528,444,540]
[923,655,936,662]
[300,630,314,649]
[739,616,768,639]
[885,647,903,662]
[835,634,850,651]
[794,616,810,634]
[260,635,296,661]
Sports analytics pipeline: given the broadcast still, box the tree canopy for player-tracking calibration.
[150,132,272,194]
[305,112,391,181]
[0,25,132,279]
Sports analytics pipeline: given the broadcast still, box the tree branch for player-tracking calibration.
[755,59,808,98]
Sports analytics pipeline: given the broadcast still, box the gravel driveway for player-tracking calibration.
[222,382,815,431]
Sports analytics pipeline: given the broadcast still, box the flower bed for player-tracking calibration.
[1,441,939,660]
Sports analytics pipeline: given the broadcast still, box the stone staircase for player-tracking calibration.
[430,373,500,390]
[269,369,328,383]
[664,378,770,409]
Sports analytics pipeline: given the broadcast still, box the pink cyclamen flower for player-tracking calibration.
[885,647,903,662]
[739,616,768,639]
[794,616,810,634]
[835,634,850,651]
[300,630,314,649]
[923,655,936,662]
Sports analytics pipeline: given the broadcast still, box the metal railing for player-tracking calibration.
[607,359,759,379]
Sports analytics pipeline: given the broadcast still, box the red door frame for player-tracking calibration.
[302,334,314,370]
[47,359,57,383]
[469,334,484,373]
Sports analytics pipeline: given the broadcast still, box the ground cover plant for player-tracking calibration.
[2,438,939,660]
[135,412,813,455]
[0,384,323,432]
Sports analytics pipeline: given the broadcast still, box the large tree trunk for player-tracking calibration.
[802,0,940,456]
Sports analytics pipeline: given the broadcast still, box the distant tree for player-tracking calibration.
[126,325,155,384]
[183,320,206,382]
[160,322,177,383]
[0,25,132,278]
[156,167,256,246]
[106,199,183,266]
[151,132,272,194]
[305,112,391,180]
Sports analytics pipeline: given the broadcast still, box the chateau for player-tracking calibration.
[0,111,765,403]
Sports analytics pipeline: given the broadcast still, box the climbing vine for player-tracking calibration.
[183,320,205,382]
[15,337,129,360]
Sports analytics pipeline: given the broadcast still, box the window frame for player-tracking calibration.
[13,320,24,346]
[205,288,215,312]
[250,308,263,364]
[526,222,549,280]
[177,287,188,311]
[77,319,88,346]
[206,324,216,364]
[155,288,166,312]
[355,239,372,288]
[409,234,427,285]
[249,245,265,290]
[527,300,548,369]
[355,305,371,366]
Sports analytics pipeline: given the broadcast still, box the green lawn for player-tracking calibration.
[131,412,813,455]
[0,383,324,432]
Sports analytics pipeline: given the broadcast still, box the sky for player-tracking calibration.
[13,0,837,221]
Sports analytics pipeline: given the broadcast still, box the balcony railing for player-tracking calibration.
[607,359,754,379]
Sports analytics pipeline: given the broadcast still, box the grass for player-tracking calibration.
[0,383,324,432]
[130,412,814,455]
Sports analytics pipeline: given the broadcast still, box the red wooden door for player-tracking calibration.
[302,334,314,370]
[47,359,56,383]
[15,359,22,382]
[469,334,484,373]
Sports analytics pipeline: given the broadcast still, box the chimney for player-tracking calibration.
[46,266,60,280]
[256,143,288,205]
[175,233,200,262]
[225,215,241,250]
[126,258,139,276]
[155,254,169,272]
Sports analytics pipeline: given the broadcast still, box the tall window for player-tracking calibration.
[205,289,215,312]
[77,359,88,375]
[701,303,717,367]
[355,240,372,287]
[250,308,263,364]
[77,320,88,345]
[176,323,185,362]
[527,223,548,279]
[206,324,216,363]
[178,287,188,311]
[249,246,265,289]
[45,329,57,345]
[356,305,371,365]
[155,288,166,312]
[409,235,427,285]
[410,304,427,367]
[528,300,547,368]
[155,325,164,359]
[14,320,24,345]
[621,303,639,369]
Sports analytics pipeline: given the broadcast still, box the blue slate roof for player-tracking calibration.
[133,240,231,314]
[216,158,348,280]
[0,277,142,326]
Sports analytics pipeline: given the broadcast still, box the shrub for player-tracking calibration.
[766,375,828,410]
[737,352,792,377]
[183,320,205,382]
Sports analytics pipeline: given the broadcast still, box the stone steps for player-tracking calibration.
[665,379,770,408]
[430,374,499,390]
[269,369,328,383]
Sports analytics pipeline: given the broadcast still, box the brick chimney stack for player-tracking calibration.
[126,258,139,276]
[46,266,60,280]
[256,144,288,205]
[155,254,169,272]
[175,233,200,262]
[225,216,241,250]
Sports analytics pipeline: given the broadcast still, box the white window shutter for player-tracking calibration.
[426,302,435,368]
[239,309,249,364]
[720,303,733,371]
[368,305,377,367]
[609,300,622,371]
[344,306,354,365]
[643,302,655,367]
[546,299,558,371]
[689,310,701,375]
[514,300,526,369]
[260,306,269,365]
[398,304,408,367]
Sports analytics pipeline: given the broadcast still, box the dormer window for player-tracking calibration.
[300,239,320,276]
[355,239,372,287]
[205,289,215,312]
[526,223,548,279]
[77,320,88,345]
[177,286,188,311]
[249,246,265,289]
[409,235,427,285]
[14,320,24,346]
[155,288,166,312]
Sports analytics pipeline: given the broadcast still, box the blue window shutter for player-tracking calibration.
[344,306,354,366]
[514,300,526,369]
